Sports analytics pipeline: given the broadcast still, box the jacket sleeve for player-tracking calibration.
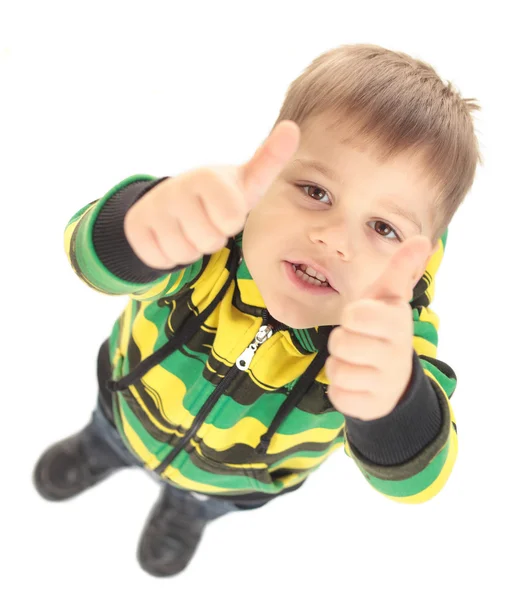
[343,230,458,504]
[63,175,208,302]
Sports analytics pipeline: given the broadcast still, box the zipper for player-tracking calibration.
[154,309,286,475]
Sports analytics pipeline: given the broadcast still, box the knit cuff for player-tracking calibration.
[92,177,184,283]
[344,351,443,466]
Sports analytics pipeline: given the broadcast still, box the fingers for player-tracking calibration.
[326,357,380,392]
[125,203,203,269]
[240,120,300,207]
[363,235,431,302]
[326,386,388,421]
[185,167,249,237]
[170,193,228,255]
[336,299,413,341]
[327,326,390,365]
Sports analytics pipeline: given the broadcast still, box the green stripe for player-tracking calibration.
[108,319,121,364]
[67,199,97,226]
[358,438,450,497]
[413,313,438,346]
[293,329,317,353]
[132,260,205,300]
[420,359,456,397]
[441,228,448,249]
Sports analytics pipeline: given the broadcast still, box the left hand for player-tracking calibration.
[325,236,432,421]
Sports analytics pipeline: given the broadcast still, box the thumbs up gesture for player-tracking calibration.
[125,121,300,269]
[325,236,432,421]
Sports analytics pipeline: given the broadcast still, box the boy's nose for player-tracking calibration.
[308,224,353,261]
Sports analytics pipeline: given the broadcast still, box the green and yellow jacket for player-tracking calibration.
[64,175,457,505]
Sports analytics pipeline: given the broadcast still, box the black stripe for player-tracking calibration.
[188,435,343,467]
[122,385,187,443]
[177,440,319,485]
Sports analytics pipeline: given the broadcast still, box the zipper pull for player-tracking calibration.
[236,325,273,371]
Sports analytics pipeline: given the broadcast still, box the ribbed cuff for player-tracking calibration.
[344,352,443,466]
[92,177,184,283]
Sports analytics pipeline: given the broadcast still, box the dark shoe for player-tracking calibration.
[33,422,128,501]
[137,486,207,577]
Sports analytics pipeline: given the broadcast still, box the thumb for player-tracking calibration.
[363,235,432,302]
[239,120,300,209]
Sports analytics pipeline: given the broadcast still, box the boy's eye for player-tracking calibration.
[298,184,331,204]
[368,220,400,241]
[296,185,401,242]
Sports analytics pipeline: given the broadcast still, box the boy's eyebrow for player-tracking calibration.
[293,158,423,232]
[293,158,339,181]
[380,200,423,232]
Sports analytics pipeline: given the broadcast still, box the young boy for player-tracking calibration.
[33,44,481,577]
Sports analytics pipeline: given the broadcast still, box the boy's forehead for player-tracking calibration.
[296,113,435,185]
[298,113,394,161]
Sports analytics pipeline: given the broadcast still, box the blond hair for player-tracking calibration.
[275,44,482,241]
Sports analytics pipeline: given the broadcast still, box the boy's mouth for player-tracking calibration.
[291,263,330,287]
[283,261,339,294]
[285,259,339,292]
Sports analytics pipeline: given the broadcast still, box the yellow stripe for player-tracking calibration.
[422,239,444,303]
[63,204,96,257]
[131,301,162,360]
[119,301,133,356]
[120,412,232,493]
[64,220,79,259]
[119,407,160,470]
[196,415,340,454]
[418,305,440,330]
[424,367,457,426]
[235,279,266,309]
[130,273,174,301]
[185,438,266,469]
[425,238,444,280]
[413,336,436,357]
[129,386,186,436]
[136,365,195,429]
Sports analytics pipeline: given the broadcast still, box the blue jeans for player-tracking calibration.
[90,403,266,521]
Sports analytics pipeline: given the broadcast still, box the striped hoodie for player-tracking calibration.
[64,175,457,505]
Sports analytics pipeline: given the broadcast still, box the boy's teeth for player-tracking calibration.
[293,264,330,287]
[298,264,327,282]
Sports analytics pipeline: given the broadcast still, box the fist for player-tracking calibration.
[124,121,300,269]
[325,236,432,421]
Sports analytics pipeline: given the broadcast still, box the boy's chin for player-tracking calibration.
[266,303,334,330]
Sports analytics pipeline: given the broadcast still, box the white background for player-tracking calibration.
[1,1,507,598]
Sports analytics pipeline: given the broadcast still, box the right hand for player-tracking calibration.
[124,120,301,269]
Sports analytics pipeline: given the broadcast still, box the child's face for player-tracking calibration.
[242,114,440,329]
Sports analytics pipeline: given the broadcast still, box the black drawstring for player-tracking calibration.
[106,236,331,458]
[255,346,329,454]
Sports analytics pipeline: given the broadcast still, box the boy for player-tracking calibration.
[33,44,481,577]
